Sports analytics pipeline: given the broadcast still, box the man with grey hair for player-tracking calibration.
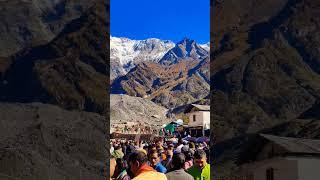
[166,153,194,180]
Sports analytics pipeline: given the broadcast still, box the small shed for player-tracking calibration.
[238,134,320,180]
[184,104,210,136]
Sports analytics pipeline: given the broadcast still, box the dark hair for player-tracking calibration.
[168,144,174,150]
[149,149,159,158]
[184,150,193,161]
[116,158,127,172]
[189,142,195,149]
[128,151,148,164]
[115,145,122,150]
[194,149,207,159]
[171,153,185,170]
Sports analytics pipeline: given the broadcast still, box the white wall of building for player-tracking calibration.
[297,157,320,180]
[242,157,298,180]
[242,156,320,180]
[188,111,210,127]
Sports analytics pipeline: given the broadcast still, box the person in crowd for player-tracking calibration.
[122,142,127,157]
[126,142,135,158]
[183,149,194,170]
[113,158,131,180]
[165,153,194,180]
[189,142,195,154]
[127,151,167,180]
[175,139,184,153]
[110,158,117,180]
[149,149,167,173]
[112,145,124,159]
[187,149,210,180]
[159,149,167,163]
[163,144,174,169]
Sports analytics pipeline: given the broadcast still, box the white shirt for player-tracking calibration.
[175,144,184,153]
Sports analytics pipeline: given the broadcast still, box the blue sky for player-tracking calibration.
[111,0,210,44]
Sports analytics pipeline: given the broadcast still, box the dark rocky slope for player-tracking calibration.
[0,0,109,179]
[0,0,109,115]
[0,103,106,180]
[211,0,320,178]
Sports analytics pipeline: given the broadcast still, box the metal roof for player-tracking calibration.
[260,134,320,154]
[184,104,210,113]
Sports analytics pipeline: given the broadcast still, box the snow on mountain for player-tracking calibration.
[110,36,210,80]
[200,42,210,52]
[110,36,174,79]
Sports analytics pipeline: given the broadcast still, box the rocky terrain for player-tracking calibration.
[112,38,210,109]
[0,103,106,180]
[110,94,170,125]
[0,0,97,57]
[211,0,320,178]
[0,0,108,179]
[0,0,109,115]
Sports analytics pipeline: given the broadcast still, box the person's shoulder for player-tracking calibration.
[158,163,167,170]
[187,165,197,172]
[180,169,194,177]
[154,171,167,179]
[184,171,195,180]
[134,171,166,180]
[204,164,211,170]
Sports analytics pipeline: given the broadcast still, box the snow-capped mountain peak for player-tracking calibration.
[110,36,175,79]
[110,36,210,80]
[200,42,210,52]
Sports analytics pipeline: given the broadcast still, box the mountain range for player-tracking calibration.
[0,1,108,179]
[0,0,109,115]
[211,0,320,178]
[111,38,210,109]
[110,36,209,80]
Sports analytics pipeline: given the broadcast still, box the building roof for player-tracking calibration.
[184,104,210,113]
[260,134,320,154]
[237,134,320,165]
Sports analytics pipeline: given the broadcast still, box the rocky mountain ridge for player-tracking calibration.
[110,36,175,80]
[0,0,109,115]
[211,0,320,178]
[111,38,210,109]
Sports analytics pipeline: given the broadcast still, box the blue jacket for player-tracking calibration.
[154,162,167,173]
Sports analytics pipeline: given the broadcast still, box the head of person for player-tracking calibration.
[115,145,122,151]
[166,145,174,158]
[156,139,163,148]
[181,145,189,154]
[189,142,195,149]
[193,149,207,169]
[170,153,186,170]
[149,149,160,167]
[128,151,148,177]
[114,158,127,177]
[160,150,167,161]
[110,158,117,178]
[184,149,194,161]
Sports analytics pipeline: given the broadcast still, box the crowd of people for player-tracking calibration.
[109,137,210,180]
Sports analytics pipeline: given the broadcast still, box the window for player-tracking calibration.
[193,114,196,122]
[266,168,274,180]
